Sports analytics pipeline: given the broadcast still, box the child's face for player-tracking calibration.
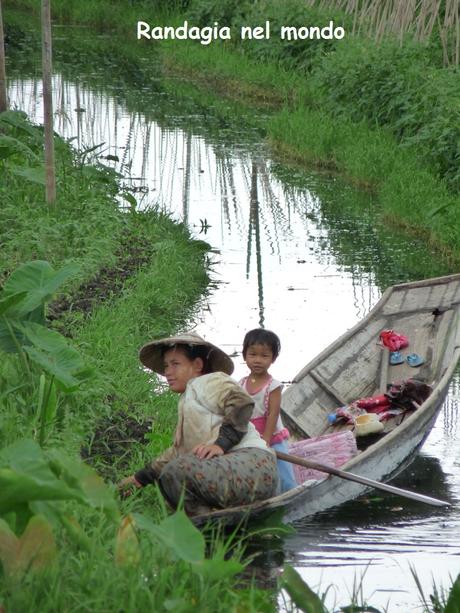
[163,347,203,393]
[244,343,274,376]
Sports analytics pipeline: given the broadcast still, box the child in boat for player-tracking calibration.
[240,328,297,493]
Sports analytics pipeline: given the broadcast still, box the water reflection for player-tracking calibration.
[8,72,386,377]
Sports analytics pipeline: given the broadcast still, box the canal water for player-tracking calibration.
[7,30,460,611]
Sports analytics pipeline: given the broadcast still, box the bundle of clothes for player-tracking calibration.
[288,379,433,484]
[286,329,433,484]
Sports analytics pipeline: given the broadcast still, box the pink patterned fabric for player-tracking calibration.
[288,431,358,484]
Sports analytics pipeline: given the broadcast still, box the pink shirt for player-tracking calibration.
[239,376,289,445]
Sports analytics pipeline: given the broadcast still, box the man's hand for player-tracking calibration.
[192,444,224,459]
[118,474,143,497]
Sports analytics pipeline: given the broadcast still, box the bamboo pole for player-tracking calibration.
[41,0,56,204]
[276,451,451,507]
[0,0,7,112]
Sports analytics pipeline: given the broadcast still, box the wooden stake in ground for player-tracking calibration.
[41,0,56,204]
[0,0,7,112]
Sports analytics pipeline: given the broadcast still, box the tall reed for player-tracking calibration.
[305,0,460,66]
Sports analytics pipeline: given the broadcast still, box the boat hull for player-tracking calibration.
[193,273,460,526]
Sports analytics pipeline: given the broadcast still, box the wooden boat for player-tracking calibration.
[193,273,460,525]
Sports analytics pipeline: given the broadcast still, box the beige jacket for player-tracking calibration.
[137,372,270,482]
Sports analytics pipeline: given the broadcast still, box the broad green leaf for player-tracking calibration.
[445,573,460,613]
[0,109,28,123]
[24,345,93,392]
[0,316,28,353]
[21,321,73,354]
[0,438,46,473]
[133,510,205,562]
[0,110,40,140]
[21,321,71,352]
[0,441,117,521]
[0,468,85,513]
[192,558,243,580]
[47,449,119,520]
[251,508,295,535]
[115,515,140,567]
[21,322,93,392]
[3,503,32,537]
[8,165,46,185]
[281,565,327,613]
[0,292,28,316]
[0,135,39,161]
[0,439,86,513]
[3,260,80,317]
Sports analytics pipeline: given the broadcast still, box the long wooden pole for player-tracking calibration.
[276,450,450,507]
[41,0,56,204]
[0,0,7,112]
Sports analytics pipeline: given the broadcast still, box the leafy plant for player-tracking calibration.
[0,260,94,444]
[133,510,244,580]
[0,438,119,580]
[0,110,46,186]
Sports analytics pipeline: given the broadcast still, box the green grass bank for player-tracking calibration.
[7,0,459,261]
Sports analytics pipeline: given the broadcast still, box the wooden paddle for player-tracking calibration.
[275,450,450,507]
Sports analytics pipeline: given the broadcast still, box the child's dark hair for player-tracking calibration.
[242,328,281,359]
[161,344,212,373]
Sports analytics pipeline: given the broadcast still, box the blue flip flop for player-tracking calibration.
[407,353,424,367]
[389,351,404,365]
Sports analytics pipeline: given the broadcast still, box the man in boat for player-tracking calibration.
[118,332,278,515]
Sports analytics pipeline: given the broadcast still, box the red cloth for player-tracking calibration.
[356,395,391,410]
[379,330,409,352]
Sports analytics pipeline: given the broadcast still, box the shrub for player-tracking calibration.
[310,37,460,191]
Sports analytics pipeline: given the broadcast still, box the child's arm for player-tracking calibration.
[263,387,282,445]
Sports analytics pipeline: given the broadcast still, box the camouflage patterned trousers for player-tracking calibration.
[158,448,278,515]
